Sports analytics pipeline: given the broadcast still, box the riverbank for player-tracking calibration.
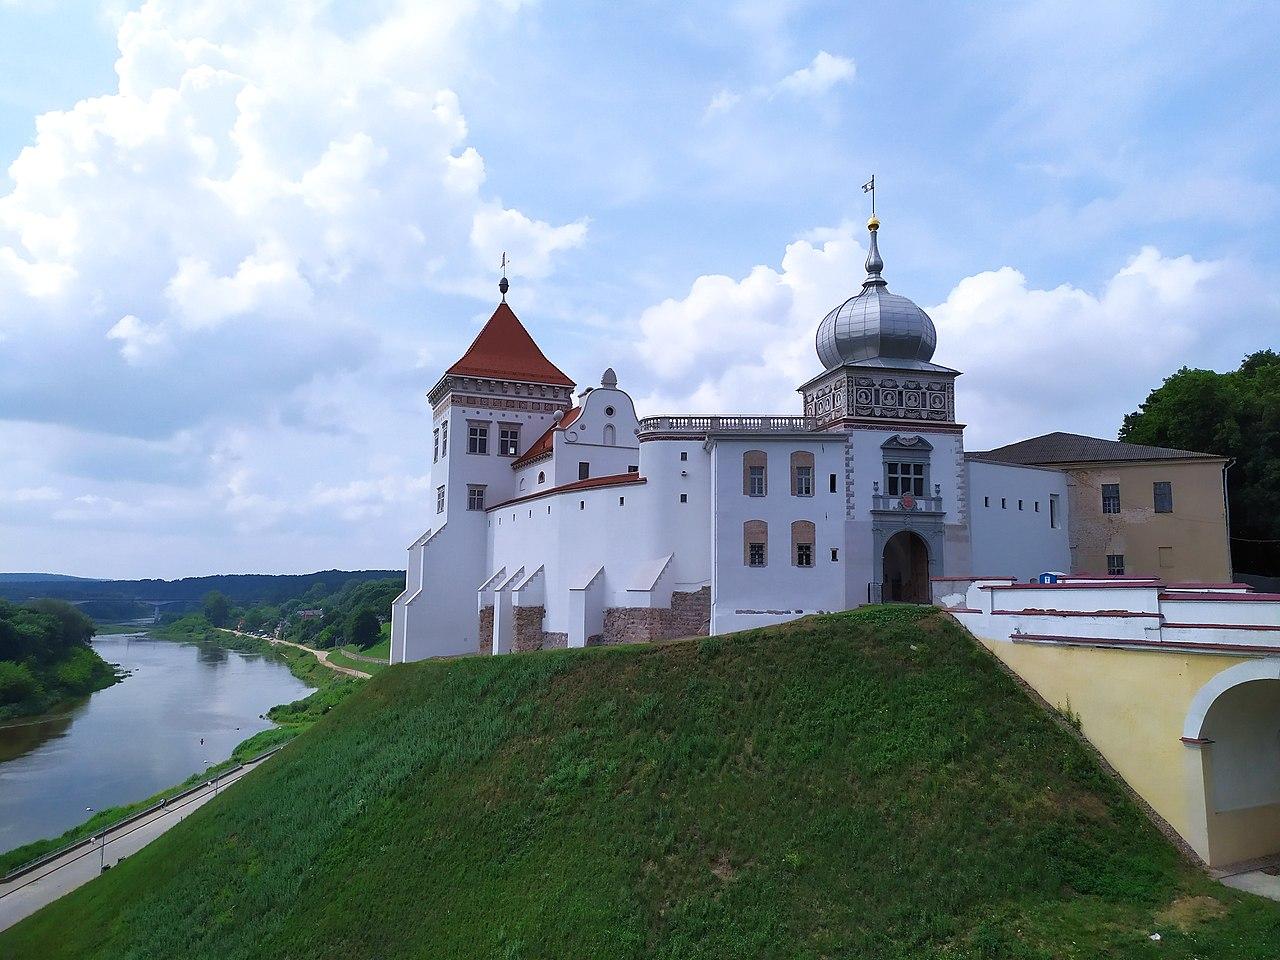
[0,622,356,874]
[0,646,122,725]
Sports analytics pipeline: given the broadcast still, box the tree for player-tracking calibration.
[201,591,232,627]
[348,607,381,649]
[27,599,95,647]
[1121,350,1280,574]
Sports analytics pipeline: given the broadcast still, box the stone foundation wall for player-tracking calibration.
[478,605,493,656]
[670,587,711,638]
[513,605,546,653]
[598,606,671,645]
[541,632,568,650]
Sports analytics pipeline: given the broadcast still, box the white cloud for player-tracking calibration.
[774,51,855,97]
[631,227,1268,450]
[703,49,855,117]
[107,313,170,364]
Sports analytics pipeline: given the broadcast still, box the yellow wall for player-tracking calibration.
[1063,458,1231,581]
[981,639,1255,864]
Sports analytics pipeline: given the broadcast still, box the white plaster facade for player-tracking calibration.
[391,220,1084,661]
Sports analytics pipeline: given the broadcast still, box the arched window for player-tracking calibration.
[538,471,545,484]
[743,520,768,567]
[791,520,816,567]
[603,424,616,446]
[519,477,527,491]
[790,451,814,496]
[742,450,767,497]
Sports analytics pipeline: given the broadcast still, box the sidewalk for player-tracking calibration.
[0,753,272,932]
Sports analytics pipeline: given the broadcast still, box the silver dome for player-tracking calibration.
[815,223,937,370]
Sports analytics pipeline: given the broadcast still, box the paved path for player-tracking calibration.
[219,629,371,679]
[0,753,273,932]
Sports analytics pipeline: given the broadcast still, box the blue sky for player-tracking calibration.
[0,1,1277,578]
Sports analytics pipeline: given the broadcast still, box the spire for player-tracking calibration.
[498,251,510,301]
[863,216,886,287]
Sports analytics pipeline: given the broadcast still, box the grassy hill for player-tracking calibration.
[3,606,1277,958]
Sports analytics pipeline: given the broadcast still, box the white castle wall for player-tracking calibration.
[966,459,1071,581]
[709,436,846,634]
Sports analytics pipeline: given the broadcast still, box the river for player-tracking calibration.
[0,632,310,854]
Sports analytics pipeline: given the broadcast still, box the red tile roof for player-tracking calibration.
[512,405,581,468]
[446,302,575,386]
[486,472,645,511]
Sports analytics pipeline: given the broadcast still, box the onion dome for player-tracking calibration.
[814,217,937,370]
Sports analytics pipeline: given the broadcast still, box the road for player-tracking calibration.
[218,629,371,679]
[0,753,274,932]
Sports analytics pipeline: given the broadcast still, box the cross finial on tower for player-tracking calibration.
[498,252,510,301]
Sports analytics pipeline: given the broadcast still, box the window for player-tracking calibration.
[436,486,445,514]
[1106,554,1125,576]
[791,451,815,497]
[792,520,816,568]
[440,422,447,456]
[498,425,519,457]
[604,405,615,417]
[1034,501,1040,512]
[680,451,688,461]
[742,450,767,496]
[1001,498,1007,509]
[885,461,925,496]
[538,471,545,484]
[829,473,837,493]
[1101,483,1120,514]
[680,493,688,503]
[433,428,439,463]
[628,464,638,473]
[603,424,616,446]
[1049,494,1061,529]
[984,496,990,508]
[1158,546,1174,568]
[468,423,489,455]
[1018,499,1023,511]
[743,519,767,567]
[466,486,485,511]
[1153,481,1173,514]
[619,496,625,506]
[830,548,839,562]
[578,461,590,480]
[579,500,585,510]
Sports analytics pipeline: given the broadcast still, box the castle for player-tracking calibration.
[390,216,1074,661]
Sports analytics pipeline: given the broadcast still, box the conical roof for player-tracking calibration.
[446,302,574,386]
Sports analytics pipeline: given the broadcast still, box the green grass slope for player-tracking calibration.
[3,607,1277,959]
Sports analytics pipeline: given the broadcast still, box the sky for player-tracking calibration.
[0,0,1277,579]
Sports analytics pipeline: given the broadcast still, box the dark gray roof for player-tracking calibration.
[971,432,1220,466]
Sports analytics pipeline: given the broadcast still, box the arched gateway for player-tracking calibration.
[882,530,930,603]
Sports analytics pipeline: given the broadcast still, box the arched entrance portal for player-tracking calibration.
[882,530,930,603]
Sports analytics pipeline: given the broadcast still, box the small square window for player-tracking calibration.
[578,462,590,480]
[628,464,638,473]
[830,548,839,562]
[466,486,485,511]
[984,496,990,507]
[1018,499,1023,511]
[680,451,688,461]
[680,493,688,503]
[1106,554,1125,576]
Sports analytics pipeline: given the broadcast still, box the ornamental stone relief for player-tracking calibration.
[805,373,954,424]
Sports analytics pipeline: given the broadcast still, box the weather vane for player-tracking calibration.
[862,175,876,219]
[499,251,509,301]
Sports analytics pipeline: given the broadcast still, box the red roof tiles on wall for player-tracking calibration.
[513,406,581,468]
[446,302,575,386]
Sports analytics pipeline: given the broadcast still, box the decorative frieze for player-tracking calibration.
[804,370,956,426]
